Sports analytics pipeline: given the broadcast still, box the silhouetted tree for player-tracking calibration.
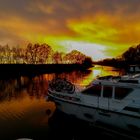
[83,57,93,66]
[122,44,140,64]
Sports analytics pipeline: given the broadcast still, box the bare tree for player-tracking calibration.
[25,43,52,64]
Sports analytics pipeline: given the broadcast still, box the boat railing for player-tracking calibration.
[94,75,140,88]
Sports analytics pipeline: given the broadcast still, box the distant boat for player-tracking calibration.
[127,65,140,73]
[47,75,140,135]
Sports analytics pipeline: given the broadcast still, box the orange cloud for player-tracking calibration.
[0,0,140,59]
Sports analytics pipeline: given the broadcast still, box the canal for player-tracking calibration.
[0,65,126,140]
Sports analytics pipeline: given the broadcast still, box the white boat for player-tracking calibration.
[128,65,140,73]
[47,75,140,134]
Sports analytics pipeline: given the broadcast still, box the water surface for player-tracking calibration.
[0,65,124,140]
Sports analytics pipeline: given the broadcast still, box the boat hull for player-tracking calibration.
[50,96,140,134]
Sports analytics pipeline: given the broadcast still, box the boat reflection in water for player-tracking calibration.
[0,65,133,140]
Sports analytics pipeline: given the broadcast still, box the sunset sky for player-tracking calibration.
[0,0,140,60]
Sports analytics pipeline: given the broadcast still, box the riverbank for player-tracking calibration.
[0,64,93,79]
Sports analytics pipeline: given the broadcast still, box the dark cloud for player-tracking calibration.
[0,0,140,46]
[0,0,139,21]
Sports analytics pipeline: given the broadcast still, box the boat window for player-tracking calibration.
[82,85,101,96]
[115,87,133,100]
[119,80,138,84]
[103,86,112,98]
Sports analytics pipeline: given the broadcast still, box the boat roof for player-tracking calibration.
[129,65,140,67]
[91,74,140,88]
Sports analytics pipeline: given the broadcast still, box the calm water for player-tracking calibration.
[0,65,125,140]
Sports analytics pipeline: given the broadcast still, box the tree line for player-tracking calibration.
[0,43,93,65]
[94,44,140,67]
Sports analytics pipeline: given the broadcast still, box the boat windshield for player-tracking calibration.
[82,85,101,96]
[114,87,133,100]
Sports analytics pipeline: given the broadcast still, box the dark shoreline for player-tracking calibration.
[0,64,92,79]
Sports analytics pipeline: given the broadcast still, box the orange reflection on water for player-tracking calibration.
[84,65,123,85]
[56,65,123,86]
[0,95,56,125]
[0,65,124,128]
[0,75,56,128]
[43,65,123,87]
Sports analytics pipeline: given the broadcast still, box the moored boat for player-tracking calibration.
[47,75,140,135]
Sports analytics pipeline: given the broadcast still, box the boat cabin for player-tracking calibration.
[82,84,133,100]
[80,75,140,115]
